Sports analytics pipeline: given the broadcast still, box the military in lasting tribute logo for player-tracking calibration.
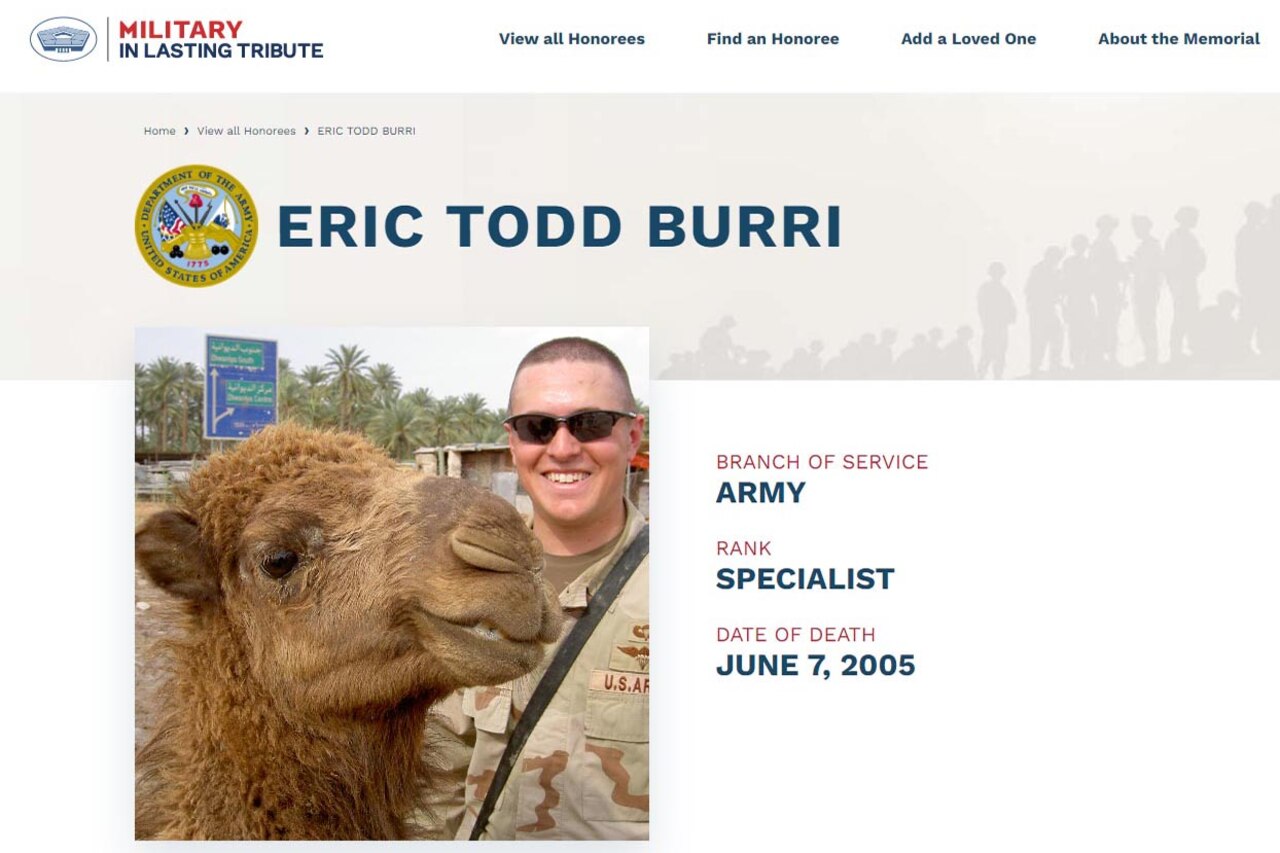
[29,17,98,61]
[135,165,258,287]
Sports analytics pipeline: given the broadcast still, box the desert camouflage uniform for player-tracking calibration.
[424,502,650,840]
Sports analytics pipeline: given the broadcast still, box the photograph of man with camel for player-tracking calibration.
[132,328,649,840]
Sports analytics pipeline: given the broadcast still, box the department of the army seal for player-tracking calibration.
[135,164,257,287]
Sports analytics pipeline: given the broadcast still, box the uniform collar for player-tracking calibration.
[556,500,644,610]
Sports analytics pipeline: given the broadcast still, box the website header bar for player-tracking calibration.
[6,0,1280,94]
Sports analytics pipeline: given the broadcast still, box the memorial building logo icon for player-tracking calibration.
[30,17,97,61]
[134,164,259,288]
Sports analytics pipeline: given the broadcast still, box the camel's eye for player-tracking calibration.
[261,550,299,579]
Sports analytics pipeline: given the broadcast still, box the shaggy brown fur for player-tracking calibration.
[135,424,560,839]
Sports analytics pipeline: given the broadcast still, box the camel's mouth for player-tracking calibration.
[451,609,559,643]
[415,609,555,686]
[459,620,515,643]
[424,609,554,651]
[410,562,562,686]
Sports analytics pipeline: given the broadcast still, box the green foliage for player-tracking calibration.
[136,357,203,454]
[324,344,373,431]
[367,397,427,460]
[135,345,519,460]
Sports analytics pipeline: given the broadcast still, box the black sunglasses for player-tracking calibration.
[505,410,635,445]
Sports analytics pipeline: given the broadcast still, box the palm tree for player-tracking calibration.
[457,393,491,442]
[277,357,306,425]
[298,365,333,428]
[144,356,184,453]
[367,398,427,460]
[368,363,402,407]
[324,345,371,431]
[178,361,202,452]
[404,387,433,409]
[421,395,463,448]
[135,363,148,446]
[484,406,510,443]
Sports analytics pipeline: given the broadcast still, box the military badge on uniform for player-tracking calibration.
[609,622,650,672]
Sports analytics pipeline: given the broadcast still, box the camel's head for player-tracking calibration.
[135,424,561,715]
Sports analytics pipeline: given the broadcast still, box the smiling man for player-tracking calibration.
[506,339,644,587]
[426,336,651,841]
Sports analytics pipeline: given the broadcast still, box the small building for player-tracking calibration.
[414,441,513,481]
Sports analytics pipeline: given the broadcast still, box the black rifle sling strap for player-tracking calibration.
[469,524,650,840]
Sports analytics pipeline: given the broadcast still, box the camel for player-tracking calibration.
[135,424,560,839]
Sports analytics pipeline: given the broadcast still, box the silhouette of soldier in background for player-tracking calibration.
[854,333,877,377]
[1261,194,1280,359]
[894,333,933,378]
[1025,245,1065,375]
[664,190,1280,380]
[659,350,698,379]
[778,340,824,378]
[868,329,897,378]
[1128,215,1164,366]
[926,327,946,376]
[698,315,741,375]
[824,338,862,379]
[1192,291,1247,370]
[739,348,774,378]
[976,262,1016,379]
[1089,215,1126,366]
[1165,206,1207,360]
[1061,235,1096,371]
[941,325,976,378]
[1235,202,1269,356]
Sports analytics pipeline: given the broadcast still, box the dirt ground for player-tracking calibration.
[134,500,183,753]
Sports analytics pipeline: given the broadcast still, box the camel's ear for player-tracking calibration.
[136,510,219,602]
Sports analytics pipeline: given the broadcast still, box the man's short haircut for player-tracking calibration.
[510,336,638,411]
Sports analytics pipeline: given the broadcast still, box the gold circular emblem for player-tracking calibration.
[135,164,257,287]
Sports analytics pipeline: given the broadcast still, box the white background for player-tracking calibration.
[655,381,1278,850]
